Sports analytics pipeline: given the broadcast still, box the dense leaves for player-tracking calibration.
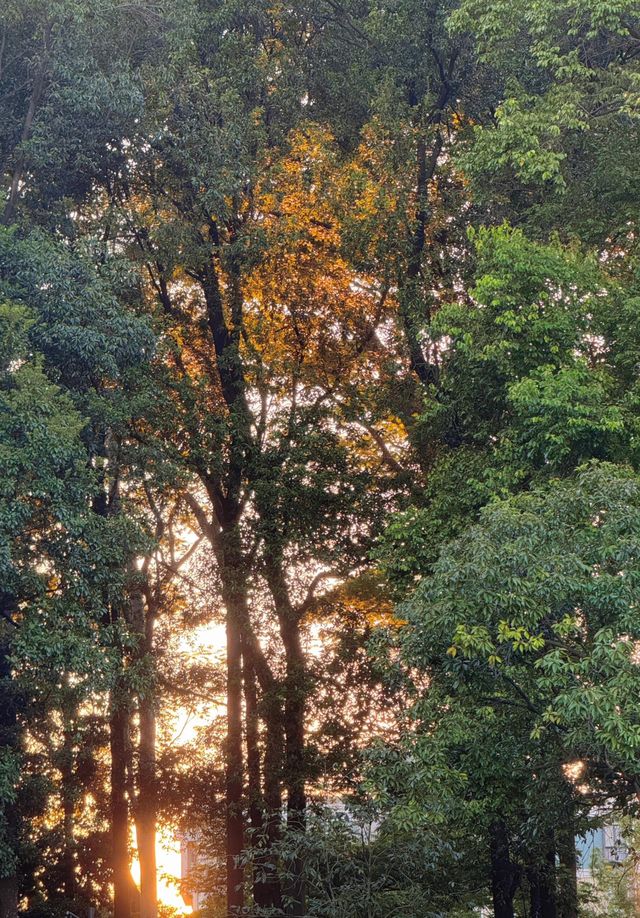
[2,0,640,917]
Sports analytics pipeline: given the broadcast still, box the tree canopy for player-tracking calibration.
[2,1,640,917]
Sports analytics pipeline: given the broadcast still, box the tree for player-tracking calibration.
[0,298,117,916]
[386,463,640,915]
[3,0,640,915]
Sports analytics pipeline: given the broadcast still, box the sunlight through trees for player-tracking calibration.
[2,1,640,917]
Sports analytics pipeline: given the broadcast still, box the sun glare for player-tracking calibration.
[131,833,191,914]
[133,621,226,913]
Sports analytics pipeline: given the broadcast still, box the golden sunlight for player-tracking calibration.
[131,834,190,914]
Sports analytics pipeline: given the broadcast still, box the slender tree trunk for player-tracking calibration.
[0,881,17,918]
[0,615,18,918]
[1,22,51,226]
[219,530,247,917]
[489,819,518,918]
[398,73,456,390]
[242,655,284,912]
[282,631,306,918]
[62,791,75,902]
[110,697,139,918]
[398,125,444,389]
[197,218,285,915]
[60,712,76,902]
[528,847,557,918]
[93,439,139,918]
[226,605,244,915]
[244,655,269,910]
[265,560,306,918]
[530,870,558,918]
[557,826,578,918]
[132,588,157,918]
[262,686,284,912]
[196,506,277,918]
[137,691,157,918]
[197,225,250,917]
[541,844,558,918]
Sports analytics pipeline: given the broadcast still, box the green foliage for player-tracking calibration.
[377,447,490,592]
[4,0,640,913]
[580,855,638,918]
[379,223,635,597]
[377,463,640,914]
[452,0,640,239]
[403,463,640,774]
[265,803,486,918]
[0,227,153,392]
[506,364,626,470]
[424,225,606,455]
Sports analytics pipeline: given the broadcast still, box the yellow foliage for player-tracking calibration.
[244,124,394,392]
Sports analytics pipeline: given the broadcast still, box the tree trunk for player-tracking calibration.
[197,225,251,917]
[93,440,139,918]
[282,638,306,918]
[489,819,518,918]
[133,589,157,918]
[268,565,306,918]
[259,549,306,917]
[397,69,458,390]
[60,714,76,903]
[243,655,269,910]
[242,653,284,912]
[0,880,17,918]
[197,220,284,915]
[226,606,244,916]
[219,530,247,917]
[2,23,51,226]
[196,507,277,918]
[557,826,578,918]
[137,692,157,918]
[262,687,284,912]
[0,617,19,918]
[528,847,557,918]
[110,697,139,918]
